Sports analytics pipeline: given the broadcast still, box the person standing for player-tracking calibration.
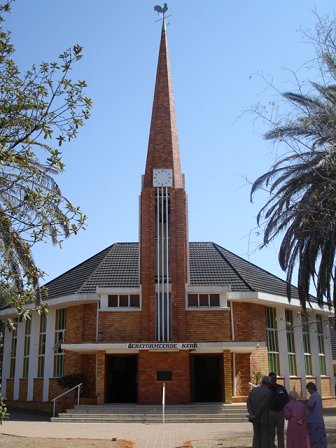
[284,390,310,448]
[268,372,289,448]
[247,375,272,448]
[306,382,328,448]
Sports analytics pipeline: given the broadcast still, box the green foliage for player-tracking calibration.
[0,0,91,310]
[56,373,85,390]
[251,15,336,311]
[0,394,8,423]
[251,371,264,385]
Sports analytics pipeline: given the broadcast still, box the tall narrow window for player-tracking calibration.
[316,315,326,375]
[37,314,47,378]
[266,307,279,374]
[53,308,66,378]
[22,318,31,378]
[301,313,312,375]
[9,319,18,378]
[155,188,171,341]
[285,310,297,376]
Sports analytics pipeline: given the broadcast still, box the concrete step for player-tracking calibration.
[51,403,248,423]
[51,415,248,423]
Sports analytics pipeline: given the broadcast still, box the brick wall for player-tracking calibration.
[321,377,331,397]
[98,311,141,342]
[80,354,96,398]
[5,379,14,400]
[185,310,230,341]
[83,304,97,342]
[170,189,188,341]
[138,351,190,404]
[234,353,250,396]
[33,378,43,401]
[139,188,156,341]
[250,347,269,378]
[232,302,267,341]
[96,351,105,404]
[223,351,232,403]
[65,303,97,344]
[19,379,28,401]
[289,377,302,397]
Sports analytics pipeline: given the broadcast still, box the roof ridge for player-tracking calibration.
[211,242,254,292]
[77,242,126,293]
[44,243,116,288]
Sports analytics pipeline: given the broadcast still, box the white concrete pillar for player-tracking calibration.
[1,326,12,397]
[27,312,40,401]
[309,312,322,394]
[43,308,56,402]
[293,311,306,398]
[13,320,25,400]
[323,316,335,396]
[276,307,290,390]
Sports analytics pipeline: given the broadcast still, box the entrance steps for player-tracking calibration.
[51,403,248,423]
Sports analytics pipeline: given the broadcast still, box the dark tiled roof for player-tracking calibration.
[44,241,298,301]
[44,243,138,299]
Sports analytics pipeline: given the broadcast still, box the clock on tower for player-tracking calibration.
[152,168,173,187]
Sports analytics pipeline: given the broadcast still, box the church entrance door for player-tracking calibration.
[105,355,137,403]
[191,355,223,402]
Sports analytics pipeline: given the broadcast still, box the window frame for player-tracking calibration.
[265,307,280,375]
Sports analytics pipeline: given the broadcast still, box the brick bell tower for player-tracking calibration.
[140,22,188,342]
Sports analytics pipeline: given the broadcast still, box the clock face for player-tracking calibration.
[153,168,173,187]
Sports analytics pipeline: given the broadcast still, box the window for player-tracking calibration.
[53,308,66,378]
[108,294,140,308]
[37,314,47,378]
[187,293,220,308]
[301,313,312,375]
[316,315,326,375]
[285,310,297,376]
[22,318,31,378]
[9,319,18,379]
[266,307,279,375]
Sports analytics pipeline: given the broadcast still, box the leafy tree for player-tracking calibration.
[0,1,91,315]
[251,16,336,311]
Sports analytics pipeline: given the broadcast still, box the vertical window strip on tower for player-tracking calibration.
[155,187,171,341]
[316,315,326,375]
[37,314,47,378]
[9,319,18,378]
[53,308,66,378]
[301,313,312,375]
[265,307,279,375]
[285,309,297,376]
[22,318,31,378]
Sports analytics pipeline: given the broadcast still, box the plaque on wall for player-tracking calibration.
[157,370,172,381]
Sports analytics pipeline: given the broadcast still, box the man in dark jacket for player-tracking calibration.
[268,372,289,448]
[247,375,272,448]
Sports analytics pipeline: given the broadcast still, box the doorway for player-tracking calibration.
[105,355,137,403]
[191,355,223,402]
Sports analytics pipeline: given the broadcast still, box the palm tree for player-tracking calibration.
[251,56,336,310]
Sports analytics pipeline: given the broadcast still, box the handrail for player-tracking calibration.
[52,382,82,418]
[249,382,257,389]
[162,382,166,424]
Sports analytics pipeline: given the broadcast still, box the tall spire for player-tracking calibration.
[143,22,183,189]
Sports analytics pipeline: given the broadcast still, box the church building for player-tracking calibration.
[0,22,335,409]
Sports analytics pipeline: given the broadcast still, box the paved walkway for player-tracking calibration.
[1,408,335,448]
[0,420,253,448]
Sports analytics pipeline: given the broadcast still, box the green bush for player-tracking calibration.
[56,374,85,390]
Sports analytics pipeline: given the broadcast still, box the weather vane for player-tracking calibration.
[154,3,171,22]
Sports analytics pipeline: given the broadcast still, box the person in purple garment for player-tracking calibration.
[284,390,310,448]
[306,382,327,448]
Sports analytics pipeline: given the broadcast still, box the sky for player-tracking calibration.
[4,0,336,284]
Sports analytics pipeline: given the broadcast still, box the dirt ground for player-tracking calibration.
[0,434,134,448]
